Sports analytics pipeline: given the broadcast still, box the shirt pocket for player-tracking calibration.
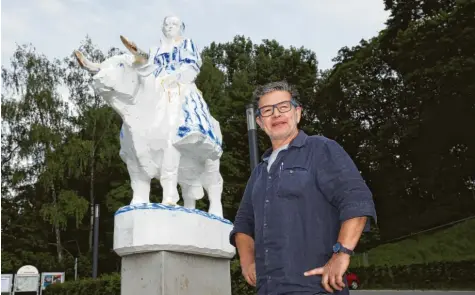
[277,164,311,199]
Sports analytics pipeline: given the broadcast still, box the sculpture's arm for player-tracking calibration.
[173,38,203,84]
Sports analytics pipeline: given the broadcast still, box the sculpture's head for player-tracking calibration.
[162,15,185,39]
[253,81,302,142]
[74,50,139,104]
[92,54,139,99]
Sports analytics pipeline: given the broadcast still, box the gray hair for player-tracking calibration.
[252,81,300,106]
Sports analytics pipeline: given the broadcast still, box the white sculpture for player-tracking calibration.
[74,15,224,217]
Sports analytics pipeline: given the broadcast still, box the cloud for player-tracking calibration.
[1,0,390,70]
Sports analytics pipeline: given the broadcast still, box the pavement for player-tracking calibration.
[352,291,475,295]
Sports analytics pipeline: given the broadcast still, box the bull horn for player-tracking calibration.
[120,35,138,55]
[74,50,101,73]
[120,35,149,63]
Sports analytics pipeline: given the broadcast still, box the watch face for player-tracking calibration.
[333,243,341,252]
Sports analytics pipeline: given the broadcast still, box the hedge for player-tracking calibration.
[44,260,475,294]
[45,273,120,295]
[351,260,475,290]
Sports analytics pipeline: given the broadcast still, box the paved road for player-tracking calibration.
[352,291,475,295]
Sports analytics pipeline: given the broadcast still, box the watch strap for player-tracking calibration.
[333,242,354,256]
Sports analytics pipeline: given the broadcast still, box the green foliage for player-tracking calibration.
[316,0,475,240]
[41,260,475,294]
[353,260,475,290]
[1,0,474,287]
[44,273,120,295]
[197,35,319,219]
[2,251,92,281]
[41,190,89,229]
[352,218,475,267]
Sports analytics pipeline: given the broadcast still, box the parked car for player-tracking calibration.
[345,271,360,290]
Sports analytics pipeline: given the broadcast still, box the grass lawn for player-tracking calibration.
[351,218,475,267]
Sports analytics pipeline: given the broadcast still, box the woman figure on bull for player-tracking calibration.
[121,15,223,161]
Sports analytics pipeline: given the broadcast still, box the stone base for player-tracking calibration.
[113,203,235,295]
[121,251,231,295]
[113,203,235,258]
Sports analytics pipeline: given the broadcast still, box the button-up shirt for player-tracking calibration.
[230,130,377,295]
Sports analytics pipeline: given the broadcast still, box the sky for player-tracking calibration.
[2,0,390,71]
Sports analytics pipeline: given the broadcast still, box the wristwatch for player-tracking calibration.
[332,242,354,256]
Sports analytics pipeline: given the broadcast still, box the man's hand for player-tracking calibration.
[242,262,256,287]
[304,253,350,293]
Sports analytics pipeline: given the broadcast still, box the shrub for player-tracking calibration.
[44,260,475,294]
[352,260,475,290]
[44,273,120,295]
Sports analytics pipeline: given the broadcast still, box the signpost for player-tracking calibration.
[39,272,65,295]
[13,265,39,295]
[1,274,13,294]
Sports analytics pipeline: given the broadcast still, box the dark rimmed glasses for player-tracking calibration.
[256,99,299,117]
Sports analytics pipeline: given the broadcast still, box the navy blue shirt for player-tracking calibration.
[230,130,377,295]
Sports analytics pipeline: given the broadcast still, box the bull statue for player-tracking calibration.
[74,15,224,217]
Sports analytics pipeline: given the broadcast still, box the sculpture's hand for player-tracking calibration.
[161,73,181,89]
[120,35,148,65]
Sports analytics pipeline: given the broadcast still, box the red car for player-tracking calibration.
[345,271,360,290]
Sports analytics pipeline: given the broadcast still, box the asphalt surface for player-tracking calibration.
[352,291,475,295]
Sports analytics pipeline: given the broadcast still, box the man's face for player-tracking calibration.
[162,16,182,38]
[256,90,301,141]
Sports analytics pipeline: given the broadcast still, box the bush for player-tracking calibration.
[352,260,475,290]
[44,260,475,294]
[44,273,120,295]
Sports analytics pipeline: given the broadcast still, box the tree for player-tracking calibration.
[315,0,475,240]
[200,36,319,219]
[2,45,89,262]
[62,36,124,252]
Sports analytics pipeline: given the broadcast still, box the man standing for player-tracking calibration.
[230,81,377,294]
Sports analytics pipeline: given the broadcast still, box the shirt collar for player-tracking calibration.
[262,130,308,161]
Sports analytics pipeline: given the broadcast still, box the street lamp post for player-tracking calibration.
[92,204,100,279]
[246,103,260,171]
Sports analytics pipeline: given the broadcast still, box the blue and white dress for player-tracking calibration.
[138,38,222,161]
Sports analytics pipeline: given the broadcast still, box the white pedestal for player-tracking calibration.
[113,203,235,295]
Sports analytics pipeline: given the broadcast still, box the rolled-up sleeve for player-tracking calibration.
[229,171,256,246]
[316,139,377,231]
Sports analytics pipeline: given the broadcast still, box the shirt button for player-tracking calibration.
[265,199,269,203]
[264,223,267,227]
[268,176,271,179]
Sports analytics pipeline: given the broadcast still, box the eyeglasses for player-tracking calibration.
[256,100,299,117]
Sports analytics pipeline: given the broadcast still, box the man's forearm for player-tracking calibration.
[235,233,255,267]
[337,217,368,250]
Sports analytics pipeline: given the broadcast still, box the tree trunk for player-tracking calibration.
[52,186,63,262]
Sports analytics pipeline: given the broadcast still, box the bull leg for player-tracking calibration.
[127,162,151,204]
[180,182,204,209]
[160,146,181,206]
[201,159,224,218]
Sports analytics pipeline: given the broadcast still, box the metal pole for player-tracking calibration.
[74,257,78,280]
[92,204,100,279]
[246,103,260,171]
